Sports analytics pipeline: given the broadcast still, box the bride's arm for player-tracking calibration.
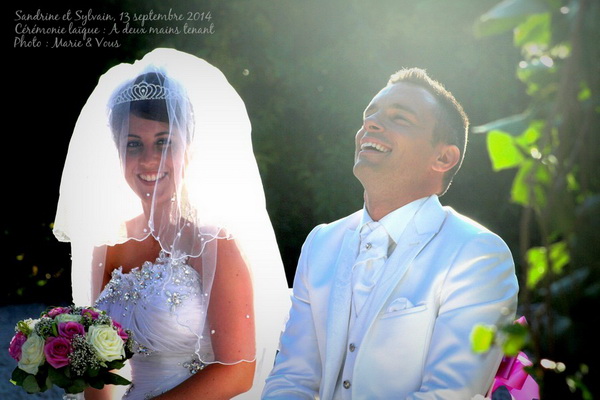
[153,361,256,400]
[154,238,256,400]
[83,386,115,400]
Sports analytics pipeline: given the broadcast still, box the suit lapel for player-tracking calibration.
[356,196,447,336]
[321,227,360,400]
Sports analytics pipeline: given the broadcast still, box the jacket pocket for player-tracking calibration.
[380,303,428,319]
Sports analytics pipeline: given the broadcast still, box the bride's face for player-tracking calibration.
[122,114,186,207]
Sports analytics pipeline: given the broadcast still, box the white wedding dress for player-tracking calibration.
[95,251,214,400]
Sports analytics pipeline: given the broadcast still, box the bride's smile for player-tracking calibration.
[122,114,185,206]
[138,172,168,183]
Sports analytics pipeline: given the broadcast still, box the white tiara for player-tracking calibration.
[111,81,180,106]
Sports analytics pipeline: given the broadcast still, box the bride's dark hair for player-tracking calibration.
[108,71,193,145]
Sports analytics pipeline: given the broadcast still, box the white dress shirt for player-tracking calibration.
[351,196,429,315]
[334,196,429,398]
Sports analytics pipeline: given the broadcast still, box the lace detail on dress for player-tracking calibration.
[95,251,201,313]
[94,251,214,399]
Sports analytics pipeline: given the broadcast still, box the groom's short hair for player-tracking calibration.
[388,68,469,195]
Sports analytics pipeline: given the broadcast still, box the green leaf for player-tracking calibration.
[514,13,551,46]
[474,0,549,37]
[514,120,543,148]
[105,371,131,386]
[17,320,33,335]
[22,375,41,394]
[106,359,126,370]
[526,241,570,288]
[470,324,496,354]
[549,241,570,274]
[510,158,549,208]
[66,378,87,394]
[487,130,525,171]
[11,367,29,386]
[48,366,72,389]
[566,172,579,191]
[527,246,547,288]
[501,323,529,356]
[44,374,54,392]
[89,377,105,390]
[578,84,591,101]
[502,334,526,356]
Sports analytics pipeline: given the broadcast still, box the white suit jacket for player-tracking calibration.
[262,196,519,399]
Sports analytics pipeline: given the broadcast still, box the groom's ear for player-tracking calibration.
[431,144,459,173]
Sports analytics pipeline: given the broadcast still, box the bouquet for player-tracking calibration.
[8,305,134,396]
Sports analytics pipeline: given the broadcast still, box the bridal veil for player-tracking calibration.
[53,48,290,397]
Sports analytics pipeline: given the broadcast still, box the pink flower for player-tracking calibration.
[58,322,85,340]
[113,321,129,341]
[9,331,27,361]
[44,337,72,369]
[81,308,100,320]
[47,307,71,318]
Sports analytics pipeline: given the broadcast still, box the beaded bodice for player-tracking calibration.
[96,251,202,314]
[95,251,213,399]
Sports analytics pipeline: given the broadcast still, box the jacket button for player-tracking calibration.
[349,343,356,352]
[343,380,351,389]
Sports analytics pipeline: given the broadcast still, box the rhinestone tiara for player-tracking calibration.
[110,81,181,106]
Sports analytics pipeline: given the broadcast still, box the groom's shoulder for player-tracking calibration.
[304,210,361,244]
[330,210,362,227]
[320,210,362,234]
[299,211,361,262]
[442,206,497,236]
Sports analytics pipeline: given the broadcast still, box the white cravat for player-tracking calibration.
[335,198,432,399]
[351,221,389,316]
[350,196,431,317]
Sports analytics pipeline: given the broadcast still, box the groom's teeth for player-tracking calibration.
[140,173,167,182]
[361,142,390,153]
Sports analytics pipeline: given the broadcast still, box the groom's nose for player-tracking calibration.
[363,113,384,132]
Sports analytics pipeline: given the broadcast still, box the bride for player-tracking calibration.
[53,48,290,399]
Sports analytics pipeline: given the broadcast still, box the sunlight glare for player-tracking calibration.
[540,55,554,68]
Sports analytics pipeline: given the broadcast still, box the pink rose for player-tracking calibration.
[113,321,129,341]
[58,322,85,340]
[47,307,71,318]
[44,337,72,369]
[9,331,27,361]
[80,308,100,320]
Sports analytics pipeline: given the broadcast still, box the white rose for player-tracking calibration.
[17,334,45,375]
[21,318,39,333]
[55,314,83,324]
[87,325,125,362]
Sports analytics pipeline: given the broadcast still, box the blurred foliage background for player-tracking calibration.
[3,0,598,398]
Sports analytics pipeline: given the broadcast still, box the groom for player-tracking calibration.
[262,68,519,399]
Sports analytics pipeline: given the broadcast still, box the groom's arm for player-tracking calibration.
[262,226,324,400]
[408,231,519,399]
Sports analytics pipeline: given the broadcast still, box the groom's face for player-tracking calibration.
[353,82,444,196]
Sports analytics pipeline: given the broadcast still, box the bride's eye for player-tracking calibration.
[127,140,141,147]
[126,140,143,154]
[156,138,172,147]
